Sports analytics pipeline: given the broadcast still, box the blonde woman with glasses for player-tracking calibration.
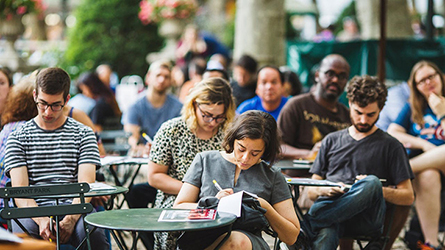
[147,77,235,250]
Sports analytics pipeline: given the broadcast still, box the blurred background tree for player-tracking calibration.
[62,0,163,78]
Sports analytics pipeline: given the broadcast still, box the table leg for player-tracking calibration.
[214,224,233,250]
[131,232,138,250]
[110,230,128,250]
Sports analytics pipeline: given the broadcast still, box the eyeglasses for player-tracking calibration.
[35,102,65,112]
[323,70,348,81]
[197,104,226,123]
[417,73,438,86]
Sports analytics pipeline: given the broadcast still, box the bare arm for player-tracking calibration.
[147,160,183,195]
[280,143,318,159]
[382,179,414,206]
[388,123,436,151]
[70,107,106,156]
[258,198,300,245]
[58,163,96,243]
[306,174,346,201]
[10,166,52,240]
[124,124,141,149]
[173,182,200,209]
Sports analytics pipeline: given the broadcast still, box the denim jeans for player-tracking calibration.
[303,175,386,250]
[12,207,109,250]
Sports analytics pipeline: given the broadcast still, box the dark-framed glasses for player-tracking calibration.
[324,70,348,81]
[417,73,438,86]
[197,104,226,123]
[35,102,64,112]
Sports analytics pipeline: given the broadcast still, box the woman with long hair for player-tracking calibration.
[76,72,121,131]
[147,77,235,250]
[388,60,445,250]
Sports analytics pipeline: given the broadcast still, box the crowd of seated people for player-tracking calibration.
[3,37,445,250]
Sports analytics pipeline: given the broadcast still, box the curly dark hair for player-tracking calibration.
[222,110,281,164]
[346,75,387,109]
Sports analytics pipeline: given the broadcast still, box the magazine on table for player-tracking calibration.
[158,209,217,222]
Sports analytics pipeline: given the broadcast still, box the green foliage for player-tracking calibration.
[62,0,164,79]
[221,15,235,49]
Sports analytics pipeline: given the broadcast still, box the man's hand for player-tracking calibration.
[59,216,77,243]
[37,217,53,241]
[428,93,445,117]
[90,195,110,207]
[319,186,345,197]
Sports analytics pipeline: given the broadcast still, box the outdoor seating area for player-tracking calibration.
[2,0,445,250]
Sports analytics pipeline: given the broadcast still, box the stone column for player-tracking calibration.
[356,0,412,39]
[234,0,285,66]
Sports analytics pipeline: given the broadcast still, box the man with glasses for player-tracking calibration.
[236,65,288,120]
[278,54,351,161]
[4,67,109,249]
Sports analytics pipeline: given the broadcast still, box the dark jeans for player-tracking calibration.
[303,176,386,250]
[126,182,157,208]
[12,209,109,250]
[126,182,157,249]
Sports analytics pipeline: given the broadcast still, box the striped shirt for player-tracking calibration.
[4,117,100,206]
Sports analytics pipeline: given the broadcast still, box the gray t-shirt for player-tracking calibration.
[183,150,291,205]
[121,94,182,139]
[310,128,414,186]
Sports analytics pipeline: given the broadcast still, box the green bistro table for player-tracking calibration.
[85,208,237,250]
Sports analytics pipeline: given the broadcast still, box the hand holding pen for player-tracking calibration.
[213,180,233,199]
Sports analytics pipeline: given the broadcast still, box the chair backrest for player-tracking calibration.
[99,130,131,156]
[0,183,93,220]
[0,183,93,250]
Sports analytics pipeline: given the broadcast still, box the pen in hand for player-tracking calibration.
[49,216,53,242]
[213,180,223,192]
[142,133,153,143]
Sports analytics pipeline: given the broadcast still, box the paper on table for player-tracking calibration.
[217,191,258,217]
[89,182,117,191]
[0,227,23,243]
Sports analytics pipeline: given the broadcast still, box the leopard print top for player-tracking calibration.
[149,117,224,209]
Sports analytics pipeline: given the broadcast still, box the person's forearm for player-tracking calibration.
[173,202,198,209]
[14,198,47,225]
[382,187,414,206]
[280,144,311,159]
[148,173,183,195]
[259,199,299,245]
[388,130,429,150]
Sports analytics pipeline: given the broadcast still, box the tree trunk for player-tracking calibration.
[234,0,285,66]
[356,0,412,39]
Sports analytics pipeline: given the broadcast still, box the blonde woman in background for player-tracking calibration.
[147,77,235,250]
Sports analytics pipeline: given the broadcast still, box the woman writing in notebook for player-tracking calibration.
[174,111,300,250]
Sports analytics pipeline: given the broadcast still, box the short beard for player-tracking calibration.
[351,117,378,133]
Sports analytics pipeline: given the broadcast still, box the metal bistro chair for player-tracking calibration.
[0,182,93,250]
[99,130,131,156]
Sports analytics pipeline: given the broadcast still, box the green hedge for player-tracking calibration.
[63,0,164,79]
